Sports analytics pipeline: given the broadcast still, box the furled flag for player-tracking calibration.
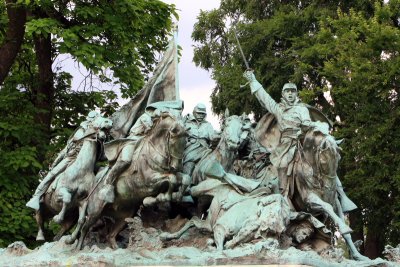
[110,29,180,139]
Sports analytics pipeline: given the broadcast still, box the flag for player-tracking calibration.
[110,30,180,139]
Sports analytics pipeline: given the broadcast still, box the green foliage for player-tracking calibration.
[23,0,177,97]
[193,0,400,255]
[0,0,176,247]
[0,88,42,247]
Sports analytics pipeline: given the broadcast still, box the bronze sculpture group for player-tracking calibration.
[25,70,369,261]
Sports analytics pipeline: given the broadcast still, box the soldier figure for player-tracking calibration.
[183,103,218,177]
[26,111,101,210]
[243,71,328,198]
[99,100,184,203]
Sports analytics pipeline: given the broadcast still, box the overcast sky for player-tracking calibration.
[162,0,221,129]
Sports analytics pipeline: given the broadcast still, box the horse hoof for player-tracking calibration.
[159,232,172,241]
[36,232,45,241]
[109,242,119,249]
[143,197,157,207]
[53,215,63,224]
[64,236,74,245]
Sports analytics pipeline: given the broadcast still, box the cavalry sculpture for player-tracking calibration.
[69,110,187,249]
[29,112,113,241]
[25,74,369,262]
[160,178,289,250]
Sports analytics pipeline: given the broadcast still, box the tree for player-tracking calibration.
[0,0,176,247]
[192,0,399,258]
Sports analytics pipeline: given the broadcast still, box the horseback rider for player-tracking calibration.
[99,100,184,203]
[243,71,329,198]
[183,103,219,177]
[26,111,102,211]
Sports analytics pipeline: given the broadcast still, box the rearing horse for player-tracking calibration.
[294,129,368,260]
[69,112,187,249]
[36,115,113,241]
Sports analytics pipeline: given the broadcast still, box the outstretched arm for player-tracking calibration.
[243,71,281,117]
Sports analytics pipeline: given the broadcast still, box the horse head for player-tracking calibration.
[303,129,341,185]
[220,110,250,151]
[316,134,341,179]
[149,112,187,171]
[91,115,113,140]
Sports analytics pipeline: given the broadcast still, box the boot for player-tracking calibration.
[26,195,41,211]
[26,186,47,210]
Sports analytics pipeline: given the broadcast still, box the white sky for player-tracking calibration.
[162,0,221,129]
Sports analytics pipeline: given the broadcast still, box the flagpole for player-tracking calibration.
[173,24,180,100]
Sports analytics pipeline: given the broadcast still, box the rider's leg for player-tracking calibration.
[307,193,352,235]
[336,197,369,261]
[183,161,196,177]
[278,167,289,198]
[26,158,71,210]
[99,145,134,203]
[173,172,192,201]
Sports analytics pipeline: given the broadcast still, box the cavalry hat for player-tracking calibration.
[86,110,99,121]
[282,83,297,92]
[193,103,207,114]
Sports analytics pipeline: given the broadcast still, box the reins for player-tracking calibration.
[315,138,337,180]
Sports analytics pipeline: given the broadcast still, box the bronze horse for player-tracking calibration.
[35,115,113,241]
[253,112,367,260]
[190,112,258,191]
[161,174,284,250]
[293,129,368,260]
[67,112,187,249]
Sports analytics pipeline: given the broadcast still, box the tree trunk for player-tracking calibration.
[32,33,54,161]
[0,0,26,84]
[364,231,382,259]
[349,210,365,254]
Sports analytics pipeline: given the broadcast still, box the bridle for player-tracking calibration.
[147,116,183,168]
[315,138,338,180]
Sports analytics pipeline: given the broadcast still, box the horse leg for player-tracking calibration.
[160,218,196,241]
[76,199,106,250]
[160,216,212,241]
[53,187,72,224]
[307,193,352,235]
[213,224,226,251]
[65,200,89,245]
[35,210,46,241]
[106,219,125,249]
[224,220,259,250]
[54,218,75,241]
[107,211,135,249]
[336,198,369,261]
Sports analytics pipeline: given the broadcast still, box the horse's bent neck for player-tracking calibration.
[214,136,237,172]
[146,117,177,170]
[70,138,97,172]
